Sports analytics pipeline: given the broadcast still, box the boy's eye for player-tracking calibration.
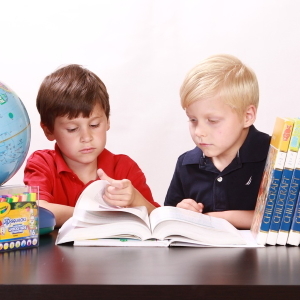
[208,119,218,124]
[90,123,100,128]
[67,128,77,133]
[188,118,197,123]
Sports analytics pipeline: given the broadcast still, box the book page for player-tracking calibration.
[56,220,153,244]
[55,217,77,244]
[75,180,150,227]
[73,208,149,226]
[74,238,170,247]
[150,206,216,231]
[168,230,263,247]
[72,212,149,228]
[150,207,246,245]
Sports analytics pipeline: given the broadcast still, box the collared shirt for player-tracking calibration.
[24,144,160,208]
[164,125,271,212]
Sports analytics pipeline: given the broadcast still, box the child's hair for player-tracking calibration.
[180,54,259,116]
[36,64,110,132]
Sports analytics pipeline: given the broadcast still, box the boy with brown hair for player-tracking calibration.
[164,54,270,229]
[24,64,159,227]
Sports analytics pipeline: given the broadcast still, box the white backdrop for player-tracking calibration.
[1,0,300,205]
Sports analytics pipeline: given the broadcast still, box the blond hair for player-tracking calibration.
[180,54,259,116]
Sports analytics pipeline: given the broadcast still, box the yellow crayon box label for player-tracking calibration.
[0,185,39,252]
[0,202,38,241]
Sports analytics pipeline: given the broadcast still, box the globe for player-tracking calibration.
[0,81,31,185]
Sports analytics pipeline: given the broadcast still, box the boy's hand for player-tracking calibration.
[176,199,204,213]
[97,168,136,208]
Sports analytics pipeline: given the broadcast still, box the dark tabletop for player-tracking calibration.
[1,230,300,300]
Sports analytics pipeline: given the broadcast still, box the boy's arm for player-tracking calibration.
[205,210,254,229]
[39,200,74,228]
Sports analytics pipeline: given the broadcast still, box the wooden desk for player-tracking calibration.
[1,230,300,300]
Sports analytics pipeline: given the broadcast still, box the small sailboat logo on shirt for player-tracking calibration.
[245,176,252,185]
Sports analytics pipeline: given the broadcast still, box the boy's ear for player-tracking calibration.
[243,105,257,128]
[40,122,56,141]
[106,118,110,131]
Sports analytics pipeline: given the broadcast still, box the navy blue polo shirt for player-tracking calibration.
[164,125,271,212]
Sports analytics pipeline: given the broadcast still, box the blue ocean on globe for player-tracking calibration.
[0,82,31,185]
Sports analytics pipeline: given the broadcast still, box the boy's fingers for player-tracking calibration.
[118,179,130,189]
[197,203,204,212]
[177,199,202,212]
[97,169,112,182]
[107,179,130,192]
[177,203,199,213]
[103,192,130,202]
[97,169,128,190]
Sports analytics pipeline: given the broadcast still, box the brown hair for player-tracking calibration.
[36,64,110,132]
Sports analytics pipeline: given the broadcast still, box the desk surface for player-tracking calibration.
[1,230,300,300]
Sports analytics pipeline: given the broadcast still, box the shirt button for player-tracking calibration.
[217,177,223,182]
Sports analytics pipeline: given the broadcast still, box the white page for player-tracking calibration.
[73,208,149,226]
[150,207,246,245]
[56,221,153,244]
[75,180,150,227]
[150,206,215,230]
[168,230,264,248]
[55,217,77,244]
[74,238,170,247]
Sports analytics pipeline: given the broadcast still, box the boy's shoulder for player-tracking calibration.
[26,147,68,171]
[247,125,271,143]
[240,125,271,162]
[27,148,58,163]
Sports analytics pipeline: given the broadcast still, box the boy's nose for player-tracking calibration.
[80,129,93,142]
[195,125,206,137]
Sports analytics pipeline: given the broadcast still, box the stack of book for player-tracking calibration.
[251,117,300,246]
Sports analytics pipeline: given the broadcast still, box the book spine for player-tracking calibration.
[276,121,300,245]
[287,192,300,246]
[276,167,300,245]
[252,117,294,245]
[255,168,283,244]
[266,152,296,245]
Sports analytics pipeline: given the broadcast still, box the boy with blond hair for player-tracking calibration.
[24,64,159,227]
[164,54,270,229]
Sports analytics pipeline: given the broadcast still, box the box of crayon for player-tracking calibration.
[0,185,39,252]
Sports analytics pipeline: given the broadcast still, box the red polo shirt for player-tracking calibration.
[24,144,159,208]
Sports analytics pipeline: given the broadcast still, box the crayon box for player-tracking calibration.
[0,185,39,252]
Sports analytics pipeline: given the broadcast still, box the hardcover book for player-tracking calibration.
[287,180,300,246]
[56,181,261,248]
[277,150,300,245]
[267,119,300,245]
[276,119,300,245]
[251,117,294,245]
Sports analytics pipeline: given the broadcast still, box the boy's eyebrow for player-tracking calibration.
[56,114,105,124]
[90,114,106,120]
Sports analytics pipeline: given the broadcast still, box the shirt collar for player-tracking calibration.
[55,143,75,174]
[182,125,269,167]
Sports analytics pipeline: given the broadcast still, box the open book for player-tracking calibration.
[56,181,262,247]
